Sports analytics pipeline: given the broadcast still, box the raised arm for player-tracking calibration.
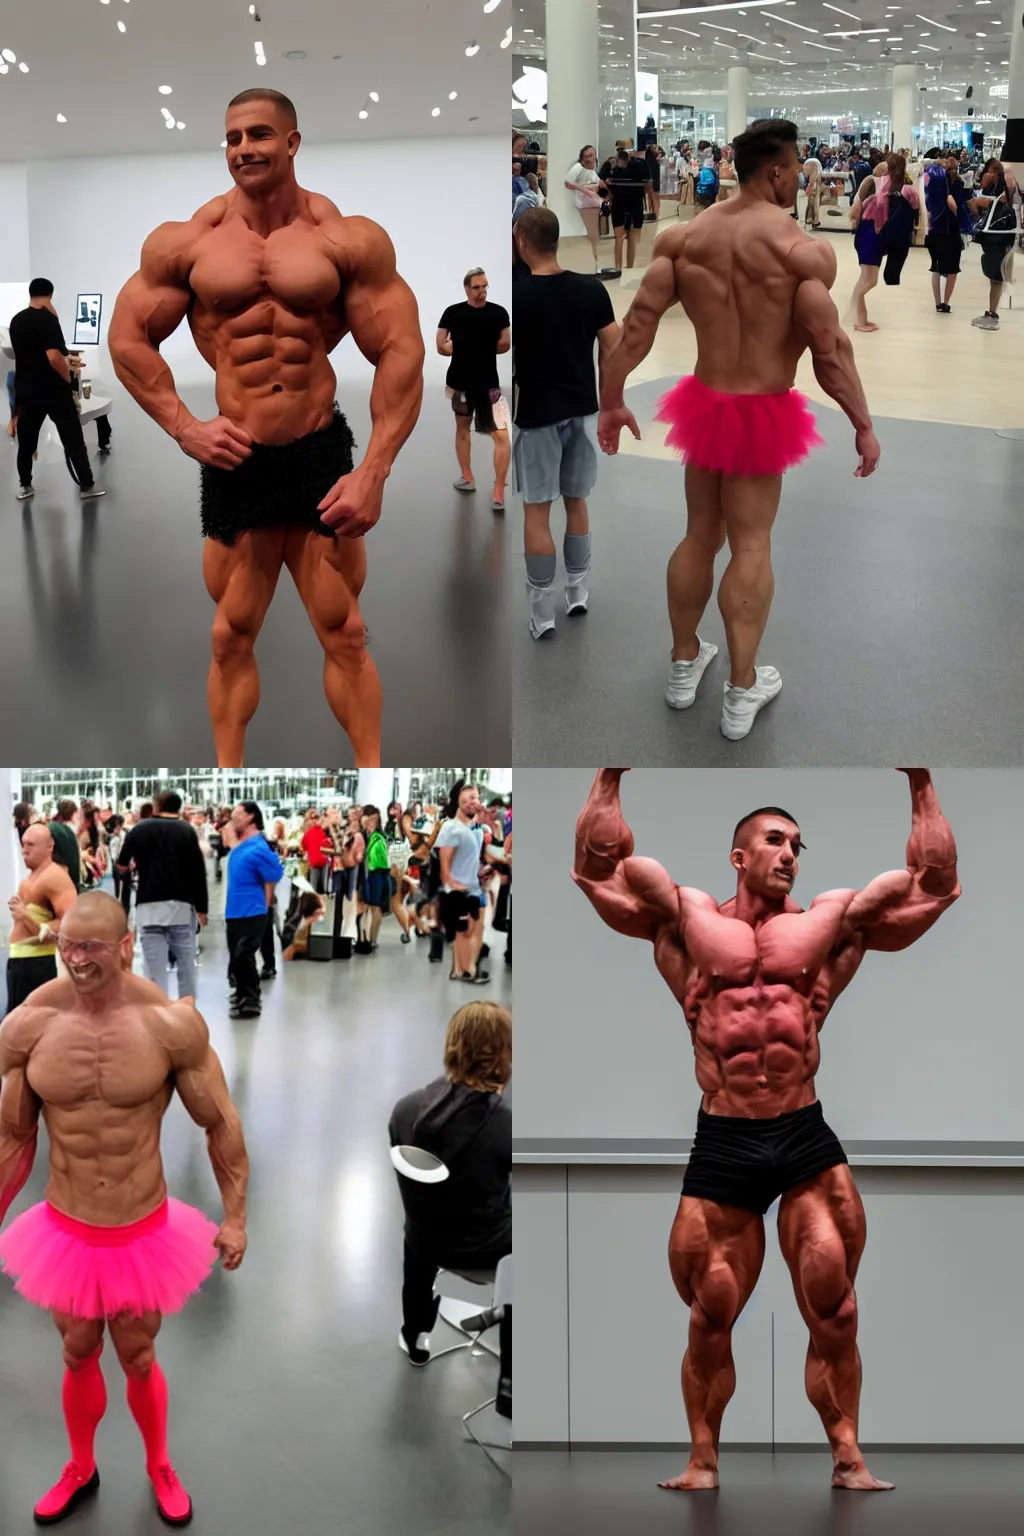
[597,233,679,454]
[790,239,879,478]
[0,1011,41,1227]
[844,769,960,952]
[108,209,252,470]
[572,769,679,942]
[319,212,425,538]
[167,1004,249,1269]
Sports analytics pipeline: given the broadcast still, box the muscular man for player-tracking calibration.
[0,891,248,1525]
[5,825,78,1014]
[573,768,959,1493]
[108,88,425,768]
[598,118,880,742]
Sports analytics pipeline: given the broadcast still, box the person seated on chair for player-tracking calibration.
[280,884,326,960]
[389,1001,512,1366]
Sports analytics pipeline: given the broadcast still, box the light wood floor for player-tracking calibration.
[557,207,1023,446]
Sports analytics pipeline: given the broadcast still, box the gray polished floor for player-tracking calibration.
[514,1450,1024,1536]
[0,382,510,763]
[511,387,1024,766]
[0,902,511,1535]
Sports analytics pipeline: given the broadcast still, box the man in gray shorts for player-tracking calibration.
[512,208,620,639]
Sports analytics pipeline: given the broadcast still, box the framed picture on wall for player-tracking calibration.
[73,293,103,347]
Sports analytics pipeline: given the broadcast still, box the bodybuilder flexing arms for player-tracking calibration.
[109,88,425,767]
[573,768,960,1492]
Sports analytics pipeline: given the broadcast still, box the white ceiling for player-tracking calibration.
[0,0,512,160]
[515,0,1013,126]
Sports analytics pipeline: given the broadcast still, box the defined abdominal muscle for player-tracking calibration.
[692,990,821,1112]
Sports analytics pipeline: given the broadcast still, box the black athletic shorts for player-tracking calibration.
[926,231,962,277]
[199,405,356,546]
[440,889,482,942]
[611,197,646,231]
[451,386,501,435]
[682,1100,848,1215]
[5,954,57,1016]
[979,236,1015,284]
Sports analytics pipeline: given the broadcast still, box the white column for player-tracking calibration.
[395,769,412,808]
[1005,0,1024,184]
[0,769,23,912]
[890,63,916,155]
[727,66,749,145]
[547,0,599,237]
[356,769,394,808]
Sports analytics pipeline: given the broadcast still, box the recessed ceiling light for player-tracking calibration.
[0,66,8,77]
[369,90,379,101]
[56,113,67,123]
[448,90,457,99]
[358,109,368,118]
[1,48,15,62]
[176,121,185,129]
[18,61,28,72]
[431,107,441,116]
[166,119,175,129]
[117,19,126,30]
[483,0,502,11]
[500,27,511,46]
[465,41,480,55]
[161,107,173,119]
[159,85,172,94]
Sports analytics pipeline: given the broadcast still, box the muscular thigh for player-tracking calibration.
[778,1163,866,1321]
[668,1195,766,1324]
[721,474,783,553]
[203,528,287,627]
[285,528,365,631]
[52,1308,105,1358]
[684,465,726,549]
[108,1308,162,1362]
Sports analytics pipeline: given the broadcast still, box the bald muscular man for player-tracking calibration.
[108,87,425,768]
[6,825,78,1015]
[598,118,880,742]
[0,891,248,1526]
[573,768,959,1493]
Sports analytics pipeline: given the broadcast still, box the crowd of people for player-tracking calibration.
[7,782,512,1021]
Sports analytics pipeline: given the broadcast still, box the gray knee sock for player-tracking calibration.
[524,553,557,590]
[563,533,592,585]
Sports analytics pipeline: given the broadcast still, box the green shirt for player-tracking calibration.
[49,819,81,889]
[365,830,390,872]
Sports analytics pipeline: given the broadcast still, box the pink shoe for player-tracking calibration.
[33,1461,100,1524]
[150,1463,193,1527]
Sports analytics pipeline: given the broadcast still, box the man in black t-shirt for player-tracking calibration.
[436,270,511,512]
[9,278,104,503]
[512,207,619,640]
[115,789,208,1001]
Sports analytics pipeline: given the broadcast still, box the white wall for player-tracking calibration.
[0,163,30,285]
[17,136,507,392]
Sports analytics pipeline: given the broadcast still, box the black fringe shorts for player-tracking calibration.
[199,406,356,546]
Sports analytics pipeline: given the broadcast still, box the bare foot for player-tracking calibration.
[831,1461,895,1491]
[658,1465,719,1491]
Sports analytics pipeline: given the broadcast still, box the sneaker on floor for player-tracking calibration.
[565,581,589,617]
[400,932,412,944]
[149,1463,193,1527]
[665,639,719,710]
[936,303,951,314]
[721,666,783,741]
[79,485,106,500]
[259,968,277,980]
[453,476,476,493]
[491,494,505,513]
[16,484,34,500]
[462,969,491,985]
[34,1462,100,1525]
[528,582,556,641]
[398,1326,431,1366]
[972,312,1000,330]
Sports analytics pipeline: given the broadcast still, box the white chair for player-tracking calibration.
[389,1145,500,1361]
[462,1252,511,1476]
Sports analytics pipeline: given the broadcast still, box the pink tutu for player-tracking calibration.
[656,374,824,478]
[0,1198,220,1319]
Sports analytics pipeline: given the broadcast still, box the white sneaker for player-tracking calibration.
[16,484,34,500]
[665,639,718,710]
[721,666,783,740]
[565,581,589,616]
[528,582,556,640]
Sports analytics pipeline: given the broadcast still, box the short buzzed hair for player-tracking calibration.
[227,88,298,130]
[732,807,802,851]
[69,889,129,939]
[156,790,182,815]
[29,278,55,299]
[516,206,559,253]
[733,119,798,183]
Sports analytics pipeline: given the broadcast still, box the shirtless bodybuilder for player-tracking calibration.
[0,891,249,1526]
[598,118,880,742]
[108,88,425,768]
[6,824,77,1015]
[573,768,960,1492]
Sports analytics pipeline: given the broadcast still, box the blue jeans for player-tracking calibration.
[140,922,198,1002]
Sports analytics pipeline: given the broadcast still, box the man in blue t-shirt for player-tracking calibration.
[224,801,283,1018]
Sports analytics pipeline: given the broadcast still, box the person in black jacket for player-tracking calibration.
[116,790,208,1000]
[389,1001,511,1366]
